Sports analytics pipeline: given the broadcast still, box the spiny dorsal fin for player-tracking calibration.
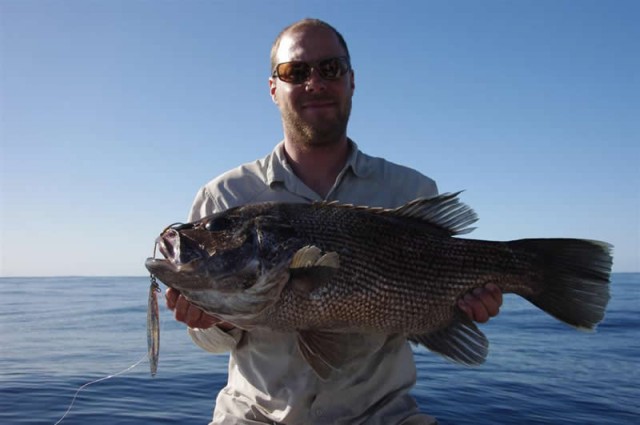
[317,192,477,236]
[389,192,477,235]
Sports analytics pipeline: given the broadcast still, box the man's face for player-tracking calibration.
[269,26,355,145]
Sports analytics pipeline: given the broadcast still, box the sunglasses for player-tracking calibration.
[272,56,351,84]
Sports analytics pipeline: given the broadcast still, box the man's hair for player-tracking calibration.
[270,18,351,72]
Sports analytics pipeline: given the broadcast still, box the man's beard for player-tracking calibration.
[281,97,352,147]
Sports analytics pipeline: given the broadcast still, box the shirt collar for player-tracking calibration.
[265,138,369,186]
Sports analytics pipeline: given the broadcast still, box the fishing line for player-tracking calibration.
[56,243,168,423]
[55,281,168,423]
[54,353,147,424]
[54,305,169,424]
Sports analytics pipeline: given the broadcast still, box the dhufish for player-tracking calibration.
[145,192,612,379]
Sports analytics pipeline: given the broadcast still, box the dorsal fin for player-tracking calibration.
[317,192,477,236]
[388,192,477,235]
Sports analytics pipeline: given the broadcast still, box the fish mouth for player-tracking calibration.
[145,228,208,275]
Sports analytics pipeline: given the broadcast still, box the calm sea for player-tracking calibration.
[0,274,637,424]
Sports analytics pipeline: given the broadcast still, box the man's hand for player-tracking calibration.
[457,283,503,323]
[165,288,234,330]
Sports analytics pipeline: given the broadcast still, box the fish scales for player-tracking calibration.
[145,192,612,378]
[268,203,532,331]
[245,205,464,327]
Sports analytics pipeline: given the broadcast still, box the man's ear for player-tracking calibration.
[350,69,355,93]
[269,78,278,104]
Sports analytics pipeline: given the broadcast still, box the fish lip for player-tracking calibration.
[148,229,208,273]
[144,255,203,279]
[145,256,176,274]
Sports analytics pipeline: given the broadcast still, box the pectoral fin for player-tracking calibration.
[409,313,489,365]
[289,246,340,297]
[290,245,340,269]
[297,330,356,380]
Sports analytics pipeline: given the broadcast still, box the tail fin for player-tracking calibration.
[508,238,613,330]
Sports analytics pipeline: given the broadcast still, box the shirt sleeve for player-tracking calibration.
[188,186,219,221]
[185,185,244,353]
[188,326,244,353]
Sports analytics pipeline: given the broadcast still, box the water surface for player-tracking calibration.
[0,274,637,424]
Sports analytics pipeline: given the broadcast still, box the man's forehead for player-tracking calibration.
[275,26,345,62]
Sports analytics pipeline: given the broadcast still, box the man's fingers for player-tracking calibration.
[168,290,220,329]
[165,288,179,310]
[199,314,220,329]
[485,283,503,312]
[468,290,490,323]
[186,303,204,327]
[174,294,191,323]
[458,284,503,323]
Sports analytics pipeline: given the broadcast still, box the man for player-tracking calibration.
[166,18,502,425]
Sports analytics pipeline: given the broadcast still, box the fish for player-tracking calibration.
[144,192,613,379]
[147,276,160,377]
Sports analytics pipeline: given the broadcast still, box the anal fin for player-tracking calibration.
[409,313,489,366]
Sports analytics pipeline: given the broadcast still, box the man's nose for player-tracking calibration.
[304,68,327,92]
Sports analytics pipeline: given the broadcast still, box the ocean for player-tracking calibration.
[0,274,637,424]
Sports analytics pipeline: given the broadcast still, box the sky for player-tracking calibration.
[1,0,638,276]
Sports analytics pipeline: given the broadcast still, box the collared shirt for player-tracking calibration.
[188,140,439,425]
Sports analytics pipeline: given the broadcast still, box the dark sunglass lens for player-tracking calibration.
[318,58,348,80]
[278,62,311,84]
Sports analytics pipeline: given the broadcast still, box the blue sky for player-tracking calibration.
[1,0,638,276]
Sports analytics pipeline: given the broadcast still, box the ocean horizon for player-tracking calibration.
[1,273,638,424]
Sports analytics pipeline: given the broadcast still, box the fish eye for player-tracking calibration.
[205,216,232,232]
